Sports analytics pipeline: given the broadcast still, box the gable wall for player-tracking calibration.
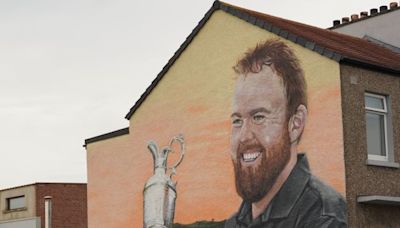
[87,10,346,227]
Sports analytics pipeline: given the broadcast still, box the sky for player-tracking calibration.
[0,0,392,189]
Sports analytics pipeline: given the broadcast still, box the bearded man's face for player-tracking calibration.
[230,66,291,203]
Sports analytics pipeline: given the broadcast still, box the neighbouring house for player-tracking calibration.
[85,1,400,227]
[330,1,400,53]
[0,183,87,228]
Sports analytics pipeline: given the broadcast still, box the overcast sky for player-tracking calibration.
[0,0,392,189]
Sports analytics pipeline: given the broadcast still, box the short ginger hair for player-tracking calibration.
[234,39,308,120]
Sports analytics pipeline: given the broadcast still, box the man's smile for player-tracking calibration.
[242,151,261,162]
[240,149,264,167]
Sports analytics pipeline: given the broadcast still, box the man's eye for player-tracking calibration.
[232,118,243,127]
[252,114,266,124]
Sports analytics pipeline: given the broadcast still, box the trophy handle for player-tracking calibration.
[166,134,185,178]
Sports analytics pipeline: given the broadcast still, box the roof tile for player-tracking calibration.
[255,18,265,28]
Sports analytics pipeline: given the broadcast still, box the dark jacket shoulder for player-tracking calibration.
[306,175,347,224]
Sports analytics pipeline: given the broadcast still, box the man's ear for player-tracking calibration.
[288,104,308,144]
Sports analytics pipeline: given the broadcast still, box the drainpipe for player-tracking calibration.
[44,196,52,228]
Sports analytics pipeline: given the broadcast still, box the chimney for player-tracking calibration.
[342,17,350,23]
[390,2,398,9]
[44,196,52,228]
[360,11,368,18]
[380,5,388,12]
[351,14,359,21]
[333,20,341,26]
[370,8,378,15]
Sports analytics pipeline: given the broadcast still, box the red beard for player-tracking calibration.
[233,126,291,203]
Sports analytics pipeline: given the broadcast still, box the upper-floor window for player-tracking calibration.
[365,93,388,161]
[7,195,26,210]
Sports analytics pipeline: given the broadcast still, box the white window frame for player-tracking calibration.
[365,92,388,161]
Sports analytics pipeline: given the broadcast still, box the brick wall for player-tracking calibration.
[35,183,87,228]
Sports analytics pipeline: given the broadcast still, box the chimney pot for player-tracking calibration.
[333,20,341,26]
[351,14,359,21]
[380,5,388,12]
[370,8,378,15]
[360,11,368,17]
[390,2,398,9]
[342,17,350,23]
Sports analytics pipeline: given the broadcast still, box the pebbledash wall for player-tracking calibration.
[340,65,400,227]
[85,7,346,228]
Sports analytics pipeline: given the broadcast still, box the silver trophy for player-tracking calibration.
[143,134,185,228]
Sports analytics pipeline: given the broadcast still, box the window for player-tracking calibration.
[7,195,26,210]
[365,93,388,161]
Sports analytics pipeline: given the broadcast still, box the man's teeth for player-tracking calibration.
[242,152,261,162]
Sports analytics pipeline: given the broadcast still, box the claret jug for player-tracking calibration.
[143,135,185,228]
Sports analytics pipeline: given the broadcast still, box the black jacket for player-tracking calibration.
[225,154,347,228]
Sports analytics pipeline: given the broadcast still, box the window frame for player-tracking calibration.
[364,92,389,162]
[6,195,26,211]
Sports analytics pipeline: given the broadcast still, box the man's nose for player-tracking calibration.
[239,120,254,143]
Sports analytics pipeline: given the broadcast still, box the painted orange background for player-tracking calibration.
[86,10,345,228]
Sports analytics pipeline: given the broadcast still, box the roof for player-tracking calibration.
[0,182,87,192]
[125,1,400,120]
[84,127,129,146]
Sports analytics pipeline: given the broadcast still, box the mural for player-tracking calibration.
[86,10,347,228]
[143,39,347,228]
[225,39,346,227]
